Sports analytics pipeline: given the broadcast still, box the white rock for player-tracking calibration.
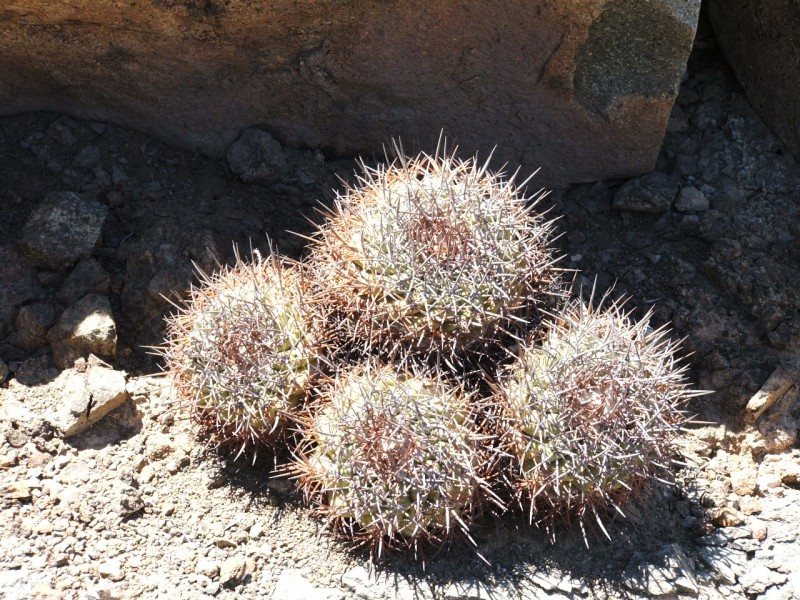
[272,569,342,600]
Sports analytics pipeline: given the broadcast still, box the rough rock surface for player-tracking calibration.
[708,0,800,160]
[1,358,128,437]
[227,129,289,184]
[0,245,43,337]
[57,258,111,307]
[47,294,117,369]
[19,192,108,269]
[0,0,700,187]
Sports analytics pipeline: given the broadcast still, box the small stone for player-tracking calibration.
[712,506,745,527]
[227,129,289,183]
[57,258,111,306]
[272,569,341,600]
[10,302,59,351]
[98,558,125,582]
[0,245,43,337]
[0,450,17,468]
[197,559,220,579]
[19,192,108,269]
[758,473,783,493]
[139,464,155,484]
[738,565,787,595]
[249,523,264,539]
[613,172,680,213]
[675,185,710,211]
[0,359,8,384]
[74,145,101,168]
[206,473,228,489]
[4,481,34,500]
[219,556,248,587]
[746,366,796,422]
[48,294,117,369]
[750,520,768,542]
[739,496,762,515]
[674,576,699,595]
[731,466,758,496]
[146,433,175,461]
[50,364,128,437]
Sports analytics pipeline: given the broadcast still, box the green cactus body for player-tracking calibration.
[296,363,488,552]
[498,299,693,526]
[311,148,560,358]
[163,252,320,454]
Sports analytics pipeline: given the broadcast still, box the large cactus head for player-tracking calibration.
[495,298,695,535]
[294,361,495,555]
[162,250,322,458]
[309,144,561,361]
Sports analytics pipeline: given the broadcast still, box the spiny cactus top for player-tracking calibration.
[310,146,562,359]
[295,362,494,556]
[497,298,697,533]
[162,251,321,455]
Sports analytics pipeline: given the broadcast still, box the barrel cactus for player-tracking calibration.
[294,361,495,555]
[309,144,561,361]
[495,298,696,535]
[162,250,321,457]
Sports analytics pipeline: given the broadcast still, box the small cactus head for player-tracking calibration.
[294,361,495,557]
[309,142,562,362]
[495,297,696,537]
[161,250,322,458]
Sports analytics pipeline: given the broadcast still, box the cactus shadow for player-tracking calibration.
[356,479,706,599]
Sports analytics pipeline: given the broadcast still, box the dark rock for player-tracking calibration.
[675,185,710,212]
[227,129,289,183]
[10,302,59,352]
[74,145,101,168]
[120,228,222,345]
[57,258,111,306]
[0,245,43,337]
[613,172,680,213]
[709,1,800,161]
[19,192,108,269]
[12,354,59,387]
[47,294,117,369]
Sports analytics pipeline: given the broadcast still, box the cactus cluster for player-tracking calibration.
[162,142,699,557]
[161,251,321,456]
[309,145,561,359]
[495,298,695,534]
[295,362,493,554]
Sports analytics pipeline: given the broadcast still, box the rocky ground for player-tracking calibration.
[1,17,800,600]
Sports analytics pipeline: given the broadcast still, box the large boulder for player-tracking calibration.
[0,0,700,187]
[708,1,800,161]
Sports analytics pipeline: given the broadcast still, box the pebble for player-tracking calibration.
[738,565,787,595]
[272,569,342,600]
[196,560,220,579]
[675,185,710,211]
[98,559,125,582]
[612,172,680,213]
[219,556,248,586]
